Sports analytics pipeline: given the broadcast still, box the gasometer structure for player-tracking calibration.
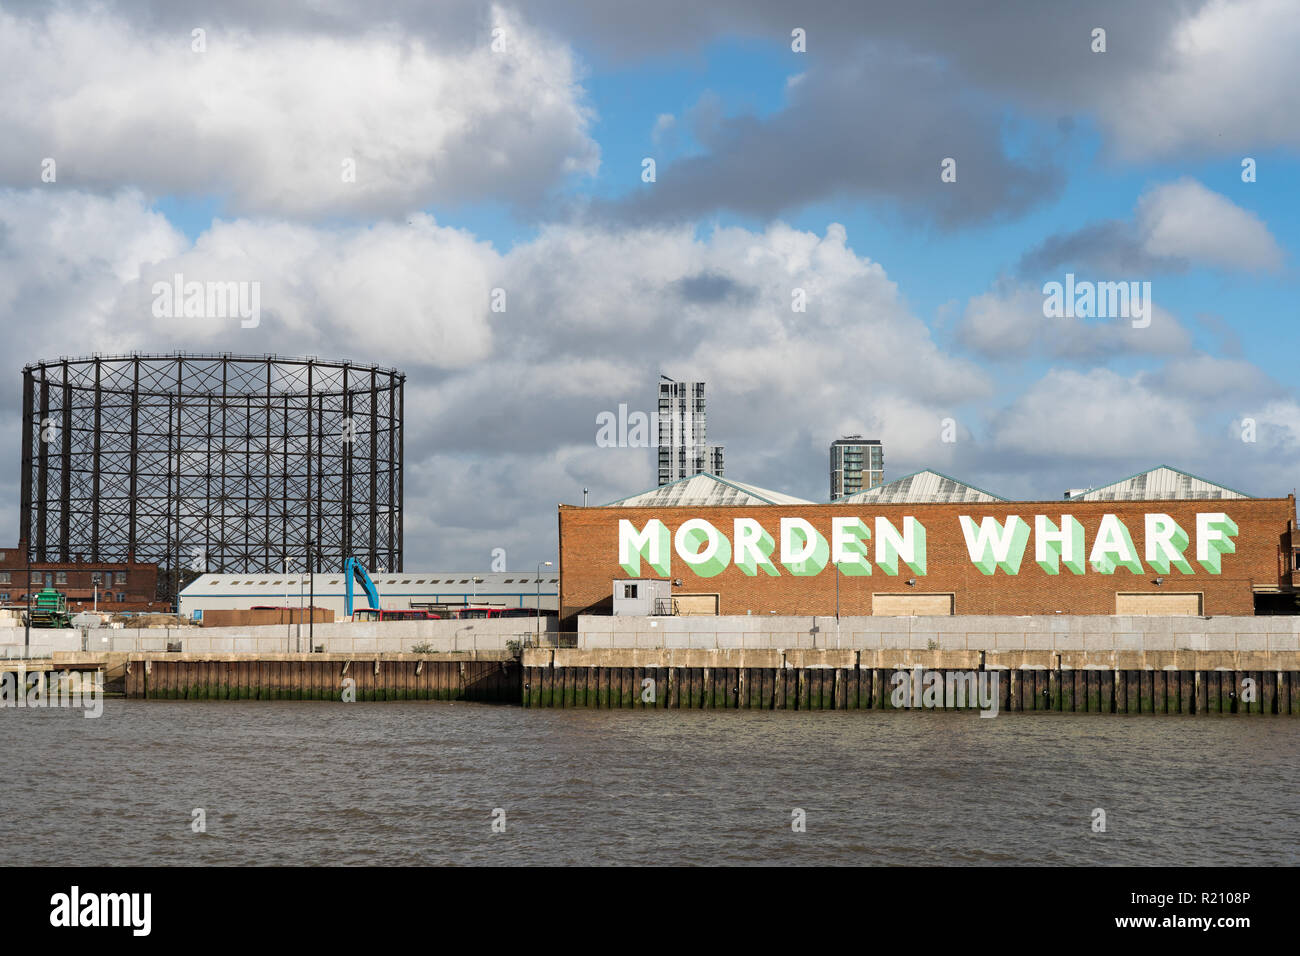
[19,353,405,576]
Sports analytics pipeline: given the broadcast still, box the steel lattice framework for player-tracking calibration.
[20,354,404,574]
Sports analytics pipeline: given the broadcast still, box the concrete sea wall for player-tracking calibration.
[522,647,1300,713]
[123,652,518,702]
[39,643,1297,713]
[0,617,558,658]
[578,614,1300,651]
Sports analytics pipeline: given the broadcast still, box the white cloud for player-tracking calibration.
[0,191,501,368]
[1103,0,1300,159]
[0,192,1000,557]
[989,368,1203,459]
[957,282,1192,361]
[1137,178,1284,272]
[0,6,599,217]
[977,363,1300,503]
[1149,355,1281,399]
[651,113,677,147]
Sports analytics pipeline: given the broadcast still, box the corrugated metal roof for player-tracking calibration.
[1066,466,1253,501]
[835,469,1006,504]
[180,571,558,595]
[605,472,813,507]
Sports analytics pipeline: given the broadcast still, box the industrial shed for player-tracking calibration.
[179,570,558,621]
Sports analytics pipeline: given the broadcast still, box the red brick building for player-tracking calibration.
[0,542,162,612]
[558,470,1299,630]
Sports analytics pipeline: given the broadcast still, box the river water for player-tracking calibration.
[2,700,1296,865]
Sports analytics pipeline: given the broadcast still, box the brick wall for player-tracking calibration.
[0,544,161,610]
[558,498,1296,629]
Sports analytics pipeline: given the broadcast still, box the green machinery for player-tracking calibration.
[28,587,73,628]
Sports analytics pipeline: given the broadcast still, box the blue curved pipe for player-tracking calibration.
[343,557,381,617]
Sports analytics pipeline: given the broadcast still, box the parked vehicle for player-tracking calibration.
[352,608,440,622]
[27,588,72,628]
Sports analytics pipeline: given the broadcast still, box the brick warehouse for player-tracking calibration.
[557,494,1300,630]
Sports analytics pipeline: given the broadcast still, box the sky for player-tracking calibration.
[0,0,1297,570]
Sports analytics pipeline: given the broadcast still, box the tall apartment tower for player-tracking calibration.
[829,435,883,500]
[657,376,725,485]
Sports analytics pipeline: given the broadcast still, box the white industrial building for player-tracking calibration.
[179,570,558,621]
[607,472,811,508]
[837,468,1006,504]
[1064,466,1253,501]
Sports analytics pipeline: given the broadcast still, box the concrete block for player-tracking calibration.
[1236,617,1272,632]
[869,616,912,633]
[1082,634,1113,650]
[928,617,970,633]
[713,618,748,633]
[965,633,997,650]
[1235,633,1268,651]
[1267,633,1300,651]
[1009,616,1054,632]
[1134,616,1174,632]
[994,633,1025,649]
[1114,632,1144,650]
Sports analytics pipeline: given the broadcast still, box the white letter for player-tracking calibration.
[874,516,926,576]
[619,519,670,577]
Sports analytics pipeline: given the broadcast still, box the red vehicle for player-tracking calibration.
[446,605,506,619]
[352,608,440,622]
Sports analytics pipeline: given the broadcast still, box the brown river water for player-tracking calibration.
[2,700,1296,865]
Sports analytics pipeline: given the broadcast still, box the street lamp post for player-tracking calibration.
[24,543,31,656]
[284,557,294,650]
[536,560,553,642]
[298,563,305,652]
[309,543,315,653]
[834,560,840,621]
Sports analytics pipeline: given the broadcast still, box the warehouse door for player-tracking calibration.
[872,593,955,616]
[675,593,719,615]
[1115,593,1202,615]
